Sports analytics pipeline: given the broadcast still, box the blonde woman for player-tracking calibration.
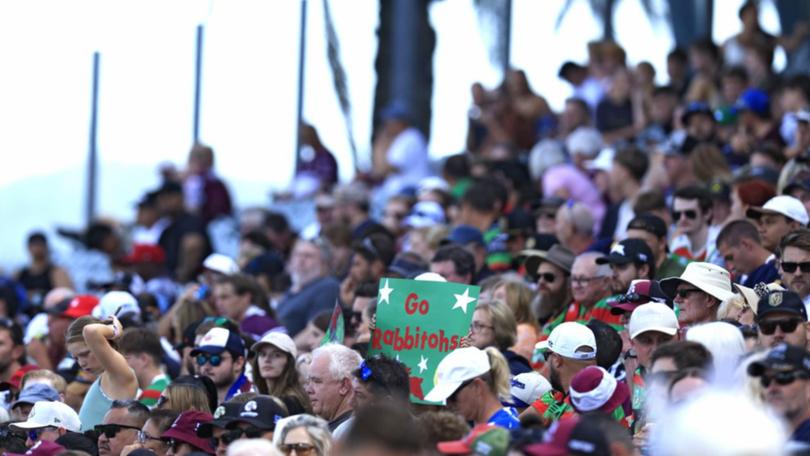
[491,279,540,361]
[470,300,531,375]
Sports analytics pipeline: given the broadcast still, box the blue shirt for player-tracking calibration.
[276,276,340,336]
[741,259,780,288]
[488,407,520,430]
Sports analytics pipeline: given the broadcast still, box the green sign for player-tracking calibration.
[369,277,479,404]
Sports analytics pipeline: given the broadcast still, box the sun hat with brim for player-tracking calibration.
[437,424,509,456]
[660,262,735,303]
[522,244,575,281]
[569,366,629,414]
[251,331,297,359]
[746,195,810,225]
[523,418,579,456]
[423,347,490,404]
[628,303,679,340]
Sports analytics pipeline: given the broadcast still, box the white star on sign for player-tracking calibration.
[452,288,476,314]
[418,355,429,373]
[611,243,625,256]
[379,279,394,305]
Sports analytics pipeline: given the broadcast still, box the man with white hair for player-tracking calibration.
[544,252,621,334]
[555,203,599,255]
[305,344,362,436]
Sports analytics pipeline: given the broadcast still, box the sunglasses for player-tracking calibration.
[758,319,803,335]
[95,424,141,439]
[280,442,317,455]
[196,353,226,367]
[781,262,810,274]
[447,378,475,404]
[537,272,557,283]
[27,426,56,442]
[675,288,703,299]
[760,370,808,388]
[672,209,698,220]
[210,427,264,447]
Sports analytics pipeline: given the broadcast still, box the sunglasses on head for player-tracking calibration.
[211,427,264,447]
[95,424,141,439]
[537,272,557,283]
[760,370,808,388]
[280,442,317,455]
[672,209,698,220]
[758,318,803,335]
[196,353,225,367]
[781,262,810,274]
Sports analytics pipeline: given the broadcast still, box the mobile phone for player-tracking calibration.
[196,285,209,300]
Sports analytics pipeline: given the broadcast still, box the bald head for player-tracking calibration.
[43,287,75,310]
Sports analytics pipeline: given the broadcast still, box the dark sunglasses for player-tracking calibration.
[781,262,810,274]
[671,209,698,220]
[675,288,703,299]
[280,442,317,455]
[760,370,808,388]
[27,426,56,442]
[447,378,475,403]
[537,272,557,283]
[758,319,803,335]
[95,424,141,439]
[211,427,264,447]
[196,353,224,367]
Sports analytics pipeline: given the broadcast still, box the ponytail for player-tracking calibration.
[483,347,511,401]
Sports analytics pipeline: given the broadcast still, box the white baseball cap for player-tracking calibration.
[535,322,597,360]
[251,331,297,359]
[628,303,679,339]
[203,253,239,275]
[93,291,141,320]
[11,401,81,432]
[509,372,552,408]
[424,347,490,404]
[746,195,809,225]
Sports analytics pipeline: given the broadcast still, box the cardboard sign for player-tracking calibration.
[369,277,479,404]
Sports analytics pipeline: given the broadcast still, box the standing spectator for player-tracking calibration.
[156,182,212,282]
[66,316,138,431]
[250,332,310,414]
[191,328,251,405]
[425,347,519,429]
[294,123,339,193]
[276,239,340,337]
[183,143,233,224]
[596,69,636,145]
[305,344,362,435]
[15,232,72,306]
[660,263,735,329]
[747,195,809,253]
[370,101,430,198]
[118,328,170,408]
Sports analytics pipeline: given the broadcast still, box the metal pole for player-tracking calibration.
[503,0,512,76]
[193,24,204,143]
[86,52,100,225]
[294,0,307,170]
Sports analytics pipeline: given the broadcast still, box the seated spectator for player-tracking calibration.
[350,354,410,409]
[274,414,332,456]
[11,401,81,448]
[160,410,215,455]
[95,400,150,456]
[190,328,251,404]
[470,300,531,375]
[212,274,279,340]
[304,343,362,436]
[250,332,310,414]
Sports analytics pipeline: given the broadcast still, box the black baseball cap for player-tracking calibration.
[748,343,810,376]
[197,400,244,437]
[756,290,808,322]
[596,239,654,267]
[626,213,668,239]
[225,396,288,431]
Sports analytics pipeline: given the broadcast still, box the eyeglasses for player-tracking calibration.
[137,430,163,445]
[675,288,703,299]
[571,276,605,285]
[196,353,228,367]
[210,427,264,447]
[470,321,493,332]
[760,370,808,388]
[95,424,142,439]
[27,426,56,442]
[280,442,317,455]
[671,209,698,220]
[758,318,803,335]
[781,261,810,274]
[537,272,557,283]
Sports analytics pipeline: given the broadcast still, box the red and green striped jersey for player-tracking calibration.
[531,390,575,427]
[542,296,624,335]
[139,374,170,408]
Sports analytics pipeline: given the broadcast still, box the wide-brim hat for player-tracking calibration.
[660,262,735,302]
[522,244,575,281]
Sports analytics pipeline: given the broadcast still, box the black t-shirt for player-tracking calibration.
[596,98,633,133]
[158,213,211,277]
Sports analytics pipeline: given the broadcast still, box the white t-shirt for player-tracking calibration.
[381,127,430,195]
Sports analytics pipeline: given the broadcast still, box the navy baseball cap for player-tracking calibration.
[443,225,485,247]
[596,239,654,267]
[748,343,810,376]
[756,290,808,322]
[190,327,246,358]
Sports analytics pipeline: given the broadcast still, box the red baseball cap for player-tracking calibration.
[47,295,99,319]
[437,424,509,455]
[122,244,166,264]
[0,364,39,391]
